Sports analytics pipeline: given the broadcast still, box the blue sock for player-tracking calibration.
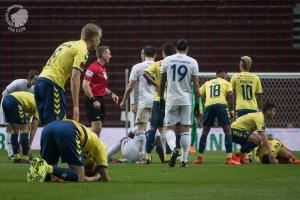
[11,134,19,154]
[176,135,181,148]
[198,133,208,153]
[145,130,156,153]
[224,134,233,153]
[20,133,29,156]
[241,142,257,153]
[166,143,171,154]
[52,167,79,182]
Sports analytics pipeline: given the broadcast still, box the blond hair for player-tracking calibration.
[240,56,252,70]
[81,23,102,40]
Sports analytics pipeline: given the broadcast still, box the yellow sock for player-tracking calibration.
[23,155,29,160]
[14,154,20,160]
[227,153,232,158]
[145,153,151,160]
[47,165,53,173]
[164,154,170,161]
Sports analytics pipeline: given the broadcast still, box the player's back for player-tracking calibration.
[162,53,198,105]
[130,60,155,108]
[10,91,36,111]
[39,40,88,88]
[230,72,262,110]
[201,78,232,107]
[231,111,264,133]
[2,79,34,97]
[144,60,163,101]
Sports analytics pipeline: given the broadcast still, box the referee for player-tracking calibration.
[82,46,119,135]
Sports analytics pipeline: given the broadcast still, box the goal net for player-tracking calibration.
[197,72,300,128]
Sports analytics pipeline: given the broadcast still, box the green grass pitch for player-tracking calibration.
[0,150,300,200]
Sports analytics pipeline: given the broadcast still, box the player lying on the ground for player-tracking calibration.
[27,120,110,182]
[254,138,300,164]
[2,91,39,164]
[231,102,278,164]
[194,70,240,165]
[0,70,38,159]
[107,129,165,163]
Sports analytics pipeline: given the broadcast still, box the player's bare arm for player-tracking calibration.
[105,87,119,104]
[120,80,136,109]
[143,72,157,88]
[258,131,278,164]
[71,69,82,122]
[192,75,201,118]
[256,93,263,110]
[82,79,101,110]
[159,72,167,102]
[29,118,39,145]
[227,91,235,118]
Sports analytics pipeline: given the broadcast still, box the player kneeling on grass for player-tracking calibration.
[27,120,110,182]
[254,138,300,164]
[231,102,278,164]
[2,91,39,164]
[194,70,240,165]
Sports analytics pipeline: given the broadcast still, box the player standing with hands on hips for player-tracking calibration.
[82,46,119,135]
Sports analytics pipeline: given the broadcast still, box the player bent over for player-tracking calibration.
[254,138,300,164]
[231,103,278,164]
[194,70,240,165]
[27,120,110,182]
[2,91,39,163]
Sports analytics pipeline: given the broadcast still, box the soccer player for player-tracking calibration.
[82,46,119,135]
[160,39,200,167]
[194,70,240,165]
[231,102,278,164]
[254,138,300,164]
[142,42,176,164]
[120,46,156,162]
[35,23,102,125]
[230,56,263,118]
[0,70,38,159]
[2,91,39,163]
[27,120,110,182]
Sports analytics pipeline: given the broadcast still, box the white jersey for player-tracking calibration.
[129,60,155,108]
[121,137,143,162]
[161,53,199,105]
[2,79,34,98]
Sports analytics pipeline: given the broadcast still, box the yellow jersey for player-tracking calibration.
[230,72,263,110]
[254,139,284,163]
[200,78,232,107]
[10,91,39,120]
[231,112,265,133]
[144,60,164,101]
[39,40,89,88]
[71,120,108,167]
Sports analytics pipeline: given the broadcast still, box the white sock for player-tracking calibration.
[136,132,146,160]
[107,141,122,160]
[159,131,167,154]
[5,131,13,157]
[180,132,190,163]
[166,129,176,151]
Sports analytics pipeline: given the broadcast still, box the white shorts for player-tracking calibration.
[121,138,140,162]
[164,105,192,126]
[136,107,152,124]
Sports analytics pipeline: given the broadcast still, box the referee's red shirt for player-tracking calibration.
[83,60,108,96]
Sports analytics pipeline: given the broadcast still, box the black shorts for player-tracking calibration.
[84,96,105,123]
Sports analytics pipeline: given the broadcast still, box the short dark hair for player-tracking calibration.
[161,42,176,57]
[262,102,276,112]
[143,45,156,57]
[27,70,39,80]
[176,39,188,51]
[216,69,226,75]
[96,46,109,58]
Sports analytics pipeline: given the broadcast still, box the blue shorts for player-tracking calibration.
[203,104,230,127]
[231,129,251,145]
[40,120,84,166]
[34,78,67,125]
[2,95,27,124]
[236,109,257,118]
[150,101,165,128]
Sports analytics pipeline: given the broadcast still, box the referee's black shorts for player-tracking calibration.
[84,96,105,123]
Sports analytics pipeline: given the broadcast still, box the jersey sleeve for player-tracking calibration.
[2,80,18,97]
[191,60,199,75]
[255,76,263,94]
[83,65,95,82]
[91,138,108,167]
[255,114,265,132]
[73,48,88,72]
[230,75,237,91]
[129,66,139,81]
[161,59,169,73]
[199,83,206,97]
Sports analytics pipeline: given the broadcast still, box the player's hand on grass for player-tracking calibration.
[73,106,80,122]
[130,104,137,113]
[93,100,101,109]
[269,153,278,164]
[111,93,119,104]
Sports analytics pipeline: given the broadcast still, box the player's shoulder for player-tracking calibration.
[9,79,27,85]
[67,40,88,53]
